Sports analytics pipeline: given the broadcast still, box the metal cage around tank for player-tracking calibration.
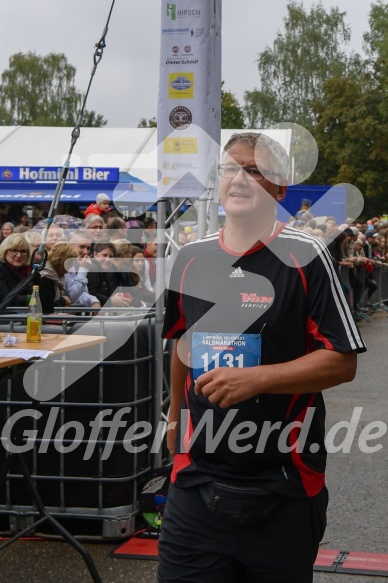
[0,308,171,539]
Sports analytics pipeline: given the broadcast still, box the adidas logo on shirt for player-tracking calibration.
[229,266,244,278]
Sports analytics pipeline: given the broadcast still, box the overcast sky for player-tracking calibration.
[0,0,376,128]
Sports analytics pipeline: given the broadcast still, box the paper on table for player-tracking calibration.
[0,349,53,360]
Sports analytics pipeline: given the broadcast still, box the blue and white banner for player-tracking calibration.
[0,166,119,183]
[157,0,222,198]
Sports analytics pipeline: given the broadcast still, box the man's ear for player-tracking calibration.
[276,185,287,202]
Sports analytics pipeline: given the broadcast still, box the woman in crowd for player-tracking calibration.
[372,235,386,262]
[87,241,134,308]
[0,222,15,242]
[0,233,36,307]
[130,245,155,306]
[112,238,132,262]
[39,242,77,313]
[112,239,132,279]
[327,230,354,304]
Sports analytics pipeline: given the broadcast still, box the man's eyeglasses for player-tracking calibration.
[8,249,28,256]
[217,164,280,182]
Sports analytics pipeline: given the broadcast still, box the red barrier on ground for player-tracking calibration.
[314,549,341,570]
[338,551,388,576]
[111,540,388,576]
[111,535,158,560]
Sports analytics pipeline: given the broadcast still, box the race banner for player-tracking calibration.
[157,0,222,199]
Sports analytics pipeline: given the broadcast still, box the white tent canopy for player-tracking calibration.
[0,126,292,186]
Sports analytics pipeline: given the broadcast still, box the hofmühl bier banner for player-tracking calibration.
[157,1,222,198]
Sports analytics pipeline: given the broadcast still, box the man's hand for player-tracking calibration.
[77,256,92,269]
[195,367,258,408]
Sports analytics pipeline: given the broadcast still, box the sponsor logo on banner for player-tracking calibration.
[166,57,199,66]
[166,3,176,20]
[163,161,194,169]
[167,4,201,20]
[170,75,192,91]
[162,27,190,35]
[192,27,205,37]
[2,169,12,180]
[170,46,193,55]
[163,138,198,154]
[169,73,194,98]
[169,106,193,130]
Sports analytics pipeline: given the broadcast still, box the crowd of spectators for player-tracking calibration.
[290,204,388,313]
[1,198,387,316]
[0,202,169,313]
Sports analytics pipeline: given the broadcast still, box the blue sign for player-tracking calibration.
[0,166,119,183]
[191,332,262,381]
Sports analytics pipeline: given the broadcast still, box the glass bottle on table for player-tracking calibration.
[27,285,42,343]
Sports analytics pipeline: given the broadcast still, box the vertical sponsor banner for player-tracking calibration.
[157,1,222,198]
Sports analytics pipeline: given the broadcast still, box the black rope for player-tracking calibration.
[0,0,117,314]
[38,0,117,257]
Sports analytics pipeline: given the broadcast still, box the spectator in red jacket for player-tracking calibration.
[84,193,112,219]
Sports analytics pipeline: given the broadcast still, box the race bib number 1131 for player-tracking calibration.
[191,332,262,381]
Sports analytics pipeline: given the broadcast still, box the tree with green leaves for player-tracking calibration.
[221,82,245,129]
[310,1,388,216]
[0,52,107,127]
[244,1,361,128]
[138,117,157,128]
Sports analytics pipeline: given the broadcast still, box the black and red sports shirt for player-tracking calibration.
[162,224,366,498]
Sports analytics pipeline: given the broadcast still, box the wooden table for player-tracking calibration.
[0,333,106,368]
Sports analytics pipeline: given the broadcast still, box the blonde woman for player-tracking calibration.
[0,233,35,307]
[39,242,77,313]
[112,238,132,274]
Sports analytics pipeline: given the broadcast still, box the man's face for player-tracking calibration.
[45,227,64,250]
[71,237,91,257]
[219,142,285,220]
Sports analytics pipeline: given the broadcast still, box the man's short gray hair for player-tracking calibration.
[69,229,92,243]
[223,132,290,184]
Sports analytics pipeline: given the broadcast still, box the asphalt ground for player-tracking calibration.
[0,312,387,583]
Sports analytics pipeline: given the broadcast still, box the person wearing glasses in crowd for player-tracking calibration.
[81,214,106,254]
[159,132,366,583]
[0,233,37,307]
